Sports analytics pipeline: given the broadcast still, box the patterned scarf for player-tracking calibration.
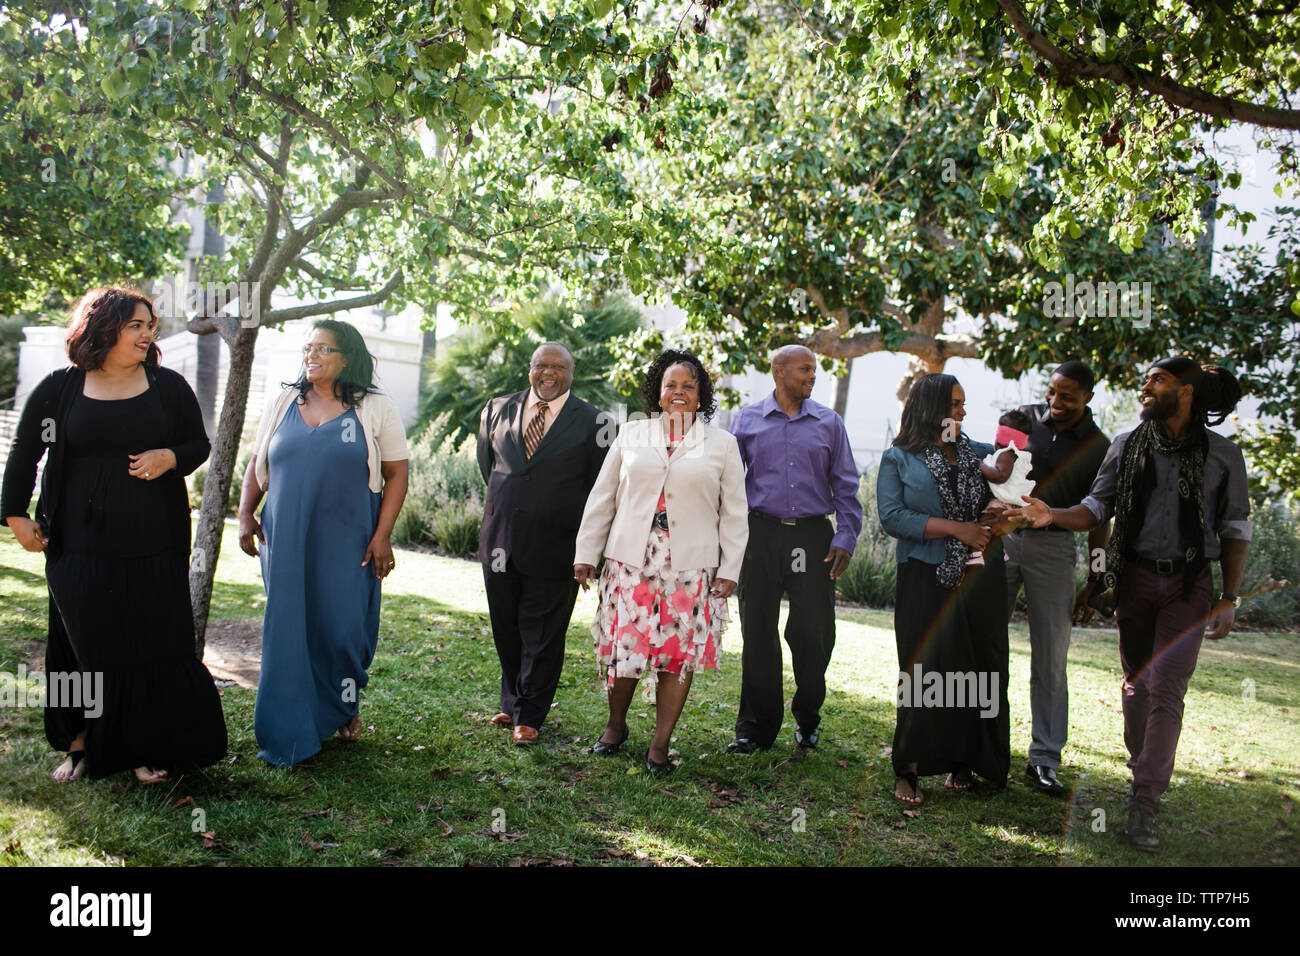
[922,433,991,589]
[1090,419,1208,616]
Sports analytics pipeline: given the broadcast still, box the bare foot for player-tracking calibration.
[133,766,167,785]
[338,715,362,741]
[52,751,86,783]
[894,774,923,805]
[945,770,974,791]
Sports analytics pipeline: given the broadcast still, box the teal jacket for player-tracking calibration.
[876,441,994,566]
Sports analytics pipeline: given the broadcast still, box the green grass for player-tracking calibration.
[0,523,1296,867]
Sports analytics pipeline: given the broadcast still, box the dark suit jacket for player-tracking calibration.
[477,389,609,579]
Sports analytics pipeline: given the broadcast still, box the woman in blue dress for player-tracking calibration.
[237,320,409,766]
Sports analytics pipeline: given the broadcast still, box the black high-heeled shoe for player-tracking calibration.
[593,729,629,756]
[644,750,672,774]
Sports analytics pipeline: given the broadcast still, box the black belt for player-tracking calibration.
[1133,556,1190,574]
[750,510,829,528]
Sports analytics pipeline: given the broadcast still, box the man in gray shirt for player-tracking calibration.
[1015,357,1250,853]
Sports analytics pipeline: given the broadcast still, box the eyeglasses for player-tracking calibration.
[530,362,569,373]
[303,345,343,357]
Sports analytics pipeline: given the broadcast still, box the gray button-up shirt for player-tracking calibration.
[1081,429,1252,560]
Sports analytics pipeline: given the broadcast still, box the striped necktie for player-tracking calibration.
[523,401,549,458]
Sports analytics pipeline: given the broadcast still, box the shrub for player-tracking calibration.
[836,469,898,608]
[416,296,642,449]
[1222,497,1300,629]
[391,419,484,556]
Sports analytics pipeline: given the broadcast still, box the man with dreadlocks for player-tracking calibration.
[1014,357,1251,853]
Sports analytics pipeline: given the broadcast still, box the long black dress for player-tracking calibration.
[42,384,226,778]
[893,540,1010,786]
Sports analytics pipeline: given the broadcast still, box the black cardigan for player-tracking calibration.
[1,365,210,559]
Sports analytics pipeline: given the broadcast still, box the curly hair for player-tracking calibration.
[65,287,160,370]
[640,348,718,421]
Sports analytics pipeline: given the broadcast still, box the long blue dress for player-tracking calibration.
[255,402,383,766]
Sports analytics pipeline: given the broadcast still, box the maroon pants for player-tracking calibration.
[1115,565,1213,816]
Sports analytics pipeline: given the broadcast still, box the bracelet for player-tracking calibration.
[1219,593,1241,608]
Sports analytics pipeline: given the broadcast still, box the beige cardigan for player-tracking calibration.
[574,416,749,581]
[250,386,409,494]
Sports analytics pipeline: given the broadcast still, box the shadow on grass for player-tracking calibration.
[2,560,1296,867]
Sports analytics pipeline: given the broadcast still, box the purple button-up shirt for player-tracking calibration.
[730,392,863,554]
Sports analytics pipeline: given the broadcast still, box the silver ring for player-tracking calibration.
[144,471,150,477]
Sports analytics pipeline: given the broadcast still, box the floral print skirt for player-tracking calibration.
[591,526,728,688]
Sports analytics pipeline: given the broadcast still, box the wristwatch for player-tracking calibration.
[1219,593,1241,608]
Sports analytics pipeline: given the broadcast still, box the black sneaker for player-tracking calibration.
[795,726,820,749]
[1126,808,1160,853]
[726,737,759,754]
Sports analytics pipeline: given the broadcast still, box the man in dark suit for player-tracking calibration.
[477,342,609,744]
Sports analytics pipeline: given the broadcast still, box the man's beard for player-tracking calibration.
[1140,390,1180,422]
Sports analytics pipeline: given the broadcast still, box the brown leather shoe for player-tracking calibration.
[489,713,512,727]
[512,725,539,745]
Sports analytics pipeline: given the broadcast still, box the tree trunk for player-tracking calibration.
[190,325,258,657]
[191,183,227,435]
[195,333,219,437]
[830,360,852,421]
[418,327,438,404]
[894,298,950,405]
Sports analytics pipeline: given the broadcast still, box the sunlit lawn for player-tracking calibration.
[1,523,1296,866]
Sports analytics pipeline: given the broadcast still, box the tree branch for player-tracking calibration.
[807,326,979,361]
[996,0,1300,130]
[246,76,411,195]
[244,118,293,286]
[292,257,365,289]
[187,313,242,347]
[261,268,404,324]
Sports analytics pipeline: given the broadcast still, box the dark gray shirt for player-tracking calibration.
[1081,429,1252,560]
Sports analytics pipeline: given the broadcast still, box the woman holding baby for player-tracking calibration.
[875,373,1021,804]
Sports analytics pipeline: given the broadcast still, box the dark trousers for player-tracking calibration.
[1115,564,1212,817]
[735,514,835,747]
[482,560,579,729]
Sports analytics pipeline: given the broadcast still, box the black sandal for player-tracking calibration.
[593,729,628,756]
[53,750,86,782]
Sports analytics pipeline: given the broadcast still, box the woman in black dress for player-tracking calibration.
[1,287,227,783]
[875,374,1014,804]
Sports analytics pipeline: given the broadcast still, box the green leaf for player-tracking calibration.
[100,70,129,100]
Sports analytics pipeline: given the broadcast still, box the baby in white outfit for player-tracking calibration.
[967,409,1036,566]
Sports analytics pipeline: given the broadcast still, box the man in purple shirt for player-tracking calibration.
[728,345,863,752]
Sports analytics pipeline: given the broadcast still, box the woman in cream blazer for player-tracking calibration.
[574,350,748,772]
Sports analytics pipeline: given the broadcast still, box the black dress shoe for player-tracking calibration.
[592,730,628,756]
[726,737,759,754]
[1025,763,1065,795]
[795,726,820,749]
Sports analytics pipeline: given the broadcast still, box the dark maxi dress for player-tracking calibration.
[254,403,382,767]
[43,386,227,778]
[893,543,1010,786]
